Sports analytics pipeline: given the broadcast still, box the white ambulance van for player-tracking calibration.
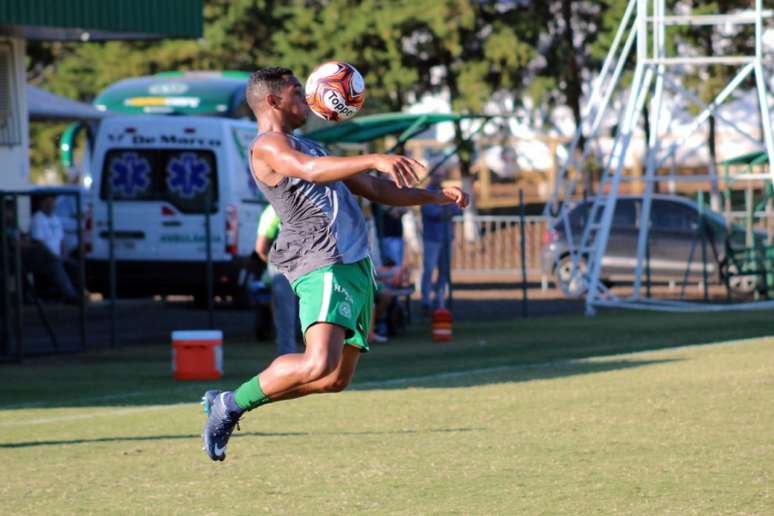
[86,115,265,305]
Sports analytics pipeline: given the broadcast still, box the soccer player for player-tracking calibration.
[201,67,469,461]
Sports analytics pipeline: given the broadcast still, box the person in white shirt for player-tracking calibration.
[30,195,65,257]
[28,195,79,302]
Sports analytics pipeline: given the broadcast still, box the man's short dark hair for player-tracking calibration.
[246,67,294,113]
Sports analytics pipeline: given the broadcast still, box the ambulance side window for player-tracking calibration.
[100,149,159,201]
[162,150,218,214]
[101,148,218,213]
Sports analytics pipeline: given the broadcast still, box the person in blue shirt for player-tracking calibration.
[420,174,461,313]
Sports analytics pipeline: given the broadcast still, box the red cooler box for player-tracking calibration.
[172,330,223,380]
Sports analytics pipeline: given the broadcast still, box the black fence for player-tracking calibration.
[0,188,227,362]
[1,189,87,361]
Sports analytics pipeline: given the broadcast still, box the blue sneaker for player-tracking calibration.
[201,390,242,462]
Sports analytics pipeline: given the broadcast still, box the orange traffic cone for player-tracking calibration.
[431,308,453,342]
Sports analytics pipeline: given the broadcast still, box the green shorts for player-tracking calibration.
[291,257,375,352]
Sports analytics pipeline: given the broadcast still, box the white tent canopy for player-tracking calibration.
[26,84,111,121]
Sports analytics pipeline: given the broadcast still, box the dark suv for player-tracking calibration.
[543,195,757,297]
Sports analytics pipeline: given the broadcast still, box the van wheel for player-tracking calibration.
[554,254,588,298]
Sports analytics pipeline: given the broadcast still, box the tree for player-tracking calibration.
[676,0,755,208]
[25,0,282,181]
[273,0,422,113]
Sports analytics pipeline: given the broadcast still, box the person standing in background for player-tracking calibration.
[375,204,406,267]
[255,204,298,356]
[420,174,461,313]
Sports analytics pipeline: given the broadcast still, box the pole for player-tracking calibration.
[0,192,12,358]
[699,196,709,302]
[519,189,528,318]
[75,191,87,350]
[205,191,214,329]
[645,234,652,298]
[444,205,453,311]
[107,173,117,348]
[12,204,23,361]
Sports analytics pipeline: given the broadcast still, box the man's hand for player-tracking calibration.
[373,155,424,189]
[439,186,470,209]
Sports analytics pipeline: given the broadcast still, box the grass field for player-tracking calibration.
[3,310,774,514]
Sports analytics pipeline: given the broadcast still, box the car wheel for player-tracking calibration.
[724,261,759,295]
[554,254,588,298]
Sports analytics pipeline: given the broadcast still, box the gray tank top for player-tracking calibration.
[249,133,370,283]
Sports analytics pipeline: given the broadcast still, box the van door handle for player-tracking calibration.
[162,221,182,227]
[99,231,145,239]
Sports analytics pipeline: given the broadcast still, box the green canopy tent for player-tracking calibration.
[304,112,494,181]
[305,112,489,144]
[719,150,770,168]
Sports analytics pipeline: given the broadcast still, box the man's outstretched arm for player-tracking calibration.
[344,174,470,209]
[252,132,423,188]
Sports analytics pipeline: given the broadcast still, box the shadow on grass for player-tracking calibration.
[355,358,680,391]
[0,427,483,449]
[0,357,678,410]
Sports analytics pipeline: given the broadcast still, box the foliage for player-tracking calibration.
[673,0,756,170]
[530,1,606,131]
[24,0,761,182]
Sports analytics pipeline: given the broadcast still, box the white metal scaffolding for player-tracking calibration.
[544,0,774,315]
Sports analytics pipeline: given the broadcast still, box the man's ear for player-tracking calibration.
[267,93,280,109]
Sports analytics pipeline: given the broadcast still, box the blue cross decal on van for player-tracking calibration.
[166,153,211,198]
[110,152,152,197]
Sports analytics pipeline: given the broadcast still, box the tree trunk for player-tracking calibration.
[560,0,587,196]
[707,114,721,211]
[453,121,478,243]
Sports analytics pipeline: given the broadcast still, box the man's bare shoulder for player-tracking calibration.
[253,131,294,157]
[251,131,302,186]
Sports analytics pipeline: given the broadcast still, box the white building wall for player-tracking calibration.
[0,36,29,190]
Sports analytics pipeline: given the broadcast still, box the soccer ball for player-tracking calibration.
[305,61,366,121]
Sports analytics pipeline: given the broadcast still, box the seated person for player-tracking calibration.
[365,201,414,343]
[370,257,415,343]
[30,195,66,258]
[373,204,407,267]
[5,198,80,303]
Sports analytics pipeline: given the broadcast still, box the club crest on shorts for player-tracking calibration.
[338,302,352,319]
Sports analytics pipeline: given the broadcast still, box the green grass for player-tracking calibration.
[2,310,774,514]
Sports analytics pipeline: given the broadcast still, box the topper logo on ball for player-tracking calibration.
[325,90,356,117]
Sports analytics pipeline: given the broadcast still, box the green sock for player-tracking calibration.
[233,375,272,411]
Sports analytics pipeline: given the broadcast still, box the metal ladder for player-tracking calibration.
[548,0,774,315]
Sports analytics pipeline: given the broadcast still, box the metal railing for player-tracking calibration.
[725,211,774,243]
[450,215,548,277]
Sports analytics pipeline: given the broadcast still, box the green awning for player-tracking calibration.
[719,150,769,166]
[304,113,490,144]
[0,0,203,40]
